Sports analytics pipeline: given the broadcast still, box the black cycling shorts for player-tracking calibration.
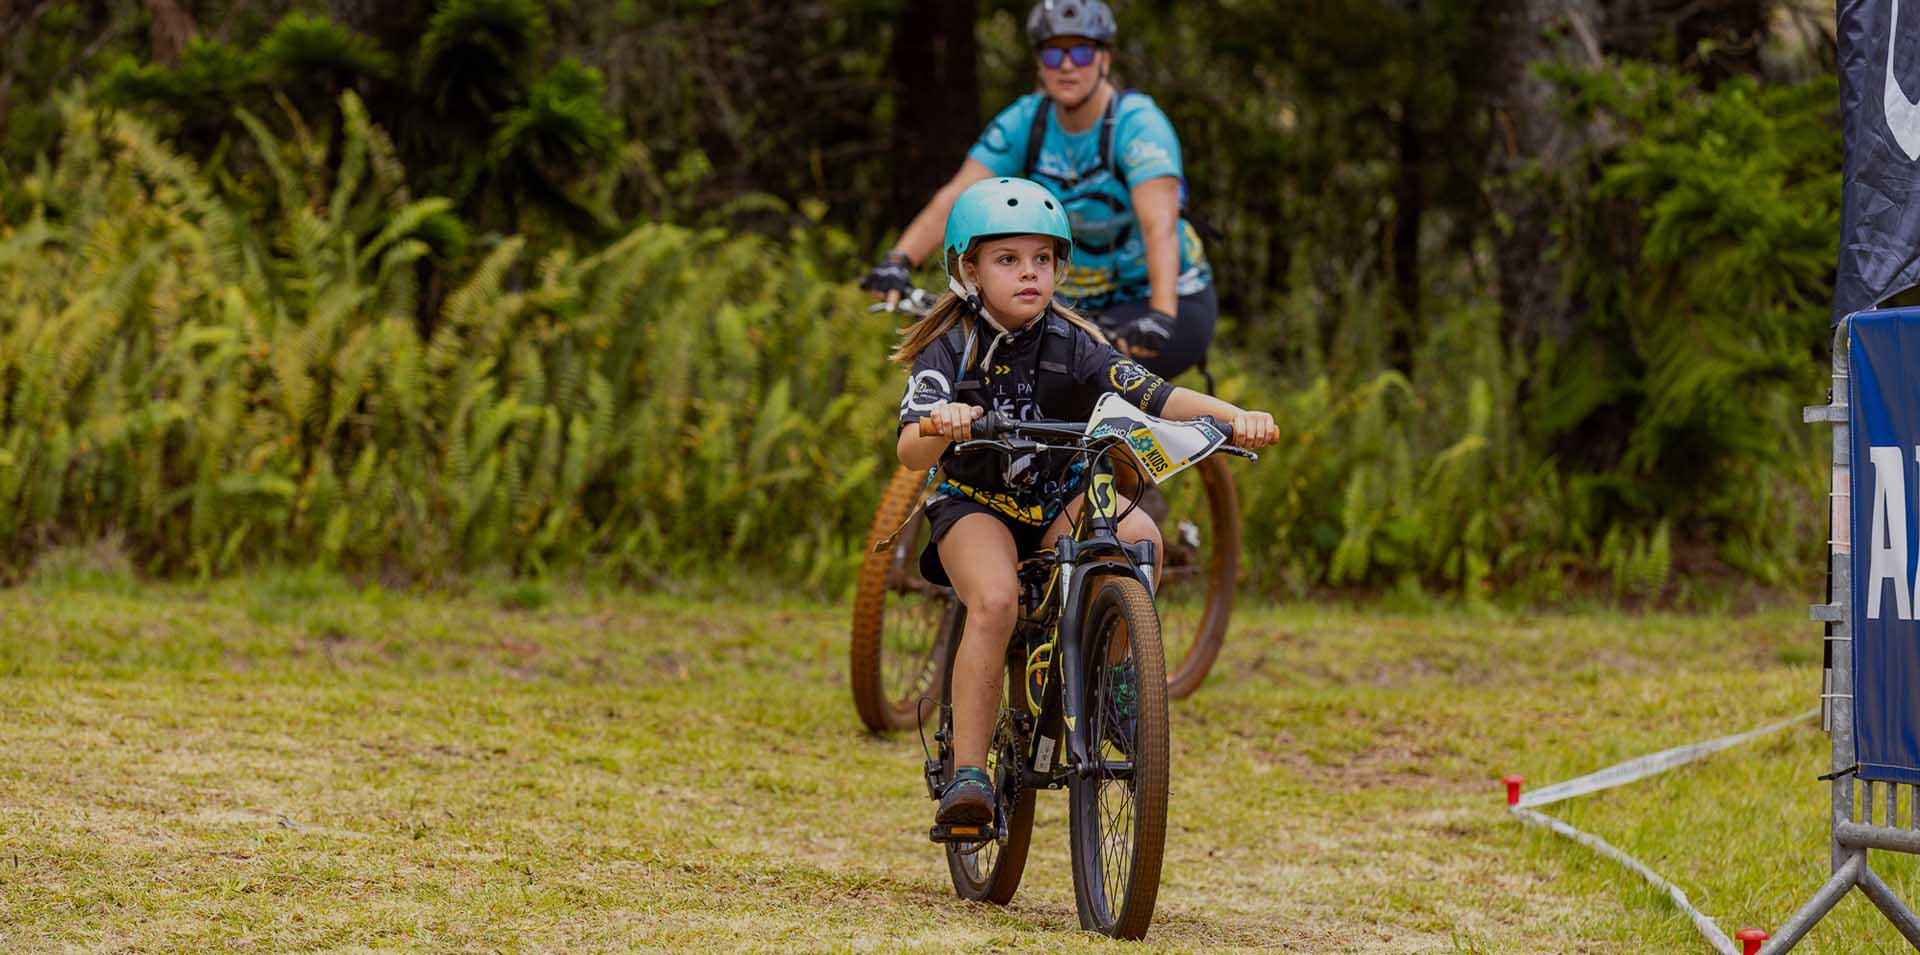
[1094,282,1218,381]
[918,496,1059,589]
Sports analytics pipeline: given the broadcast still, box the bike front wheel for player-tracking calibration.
[1068,575,1170,940]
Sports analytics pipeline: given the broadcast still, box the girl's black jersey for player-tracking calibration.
[897,309,1173,525]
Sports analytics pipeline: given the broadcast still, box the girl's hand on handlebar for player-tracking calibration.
[1230,410,1278,449]
[920,402,984,441]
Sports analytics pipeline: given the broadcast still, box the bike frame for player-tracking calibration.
[989,429,1159,793]
[924,412,1251,844]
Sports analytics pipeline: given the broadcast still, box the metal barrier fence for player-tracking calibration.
[1762,317,1920,952]
[1503,317,1920,953]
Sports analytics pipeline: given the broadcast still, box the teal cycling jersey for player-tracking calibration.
[967,91,1212,312]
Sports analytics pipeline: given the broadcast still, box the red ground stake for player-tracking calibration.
[1503,774,1524,806]
[1736,927,1769,954]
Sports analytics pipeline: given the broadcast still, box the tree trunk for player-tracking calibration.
[328,0,432,52]
[0,0,13,136]
[1479,0,1605,358]
[144,0,197,64]
[1390,99,1423,373]
[886,0,980,226]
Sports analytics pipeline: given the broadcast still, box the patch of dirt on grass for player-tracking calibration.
[1253,724,1480,792]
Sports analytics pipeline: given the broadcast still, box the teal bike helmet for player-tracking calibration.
[941,177,1073,302]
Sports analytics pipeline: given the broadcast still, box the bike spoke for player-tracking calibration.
[881,593,949,709]
[1085,616,1139,925]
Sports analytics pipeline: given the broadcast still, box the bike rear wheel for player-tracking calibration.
[851,467,959,731]
[1068,575,1170,940]
[941,624,1037,903]
[1135,454,1238,699]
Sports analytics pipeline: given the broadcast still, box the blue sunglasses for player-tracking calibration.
[1039,44,1099,69]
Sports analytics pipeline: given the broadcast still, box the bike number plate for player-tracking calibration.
[1083,393,1228,484]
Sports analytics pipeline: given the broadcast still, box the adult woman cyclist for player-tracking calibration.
[861,0,1215,380]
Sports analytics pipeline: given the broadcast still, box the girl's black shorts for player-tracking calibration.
[918,496,1058,588]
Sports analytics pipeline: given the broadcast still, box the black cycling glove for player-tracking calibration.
[859,251,915,296]
[1119,309,1176,354]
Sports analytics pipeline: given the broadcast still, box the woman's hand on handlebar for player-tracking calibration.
[918,402,983,441]
[859,251,914,307]
[1230,410,1278,450]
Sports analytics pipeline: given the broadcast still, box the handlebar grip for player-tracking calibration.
[915,411,1009,439]
[1197,415,1234,440]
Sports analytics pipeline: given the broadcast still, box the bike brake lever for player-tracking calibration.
[868,289,935,316]
[951,437,1044,455]
[1218,446,1259,460]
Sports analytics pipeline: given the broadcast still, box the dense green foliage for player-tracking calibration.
[0,2,1847,598]
[1546,65,1840,584]
[0,92,895,584]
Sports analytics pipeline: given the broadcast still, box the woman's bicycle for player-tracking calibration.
[851,294,1240,732]
[912,398,1255,940]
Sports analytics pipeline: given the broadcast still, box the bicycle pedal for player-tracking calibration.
[928,823,995,844]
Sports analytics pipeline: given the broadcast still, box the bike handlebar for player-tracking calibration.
[867,287,937,317]
[917,412,1235,444]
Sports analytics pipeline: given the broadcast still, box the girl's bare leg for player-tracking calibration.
[937,513,1022,768]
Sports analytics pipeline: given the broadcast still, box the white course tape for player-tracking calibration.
[1510,708,1818,954]
[1512,806,1740,955]
[1519,709,1819,809]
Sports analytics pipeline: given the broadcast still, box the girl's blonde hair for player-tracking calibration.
[890,249,1106,368]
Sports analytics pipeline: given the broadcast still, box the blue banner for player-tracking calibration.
[1836,0,1920,321]
[1850,308,1920,782]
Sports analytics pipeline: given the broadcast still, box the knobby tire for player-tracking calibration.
[850,467,956,731]
[1160,455,1238,699]
[1068,575,1170,940]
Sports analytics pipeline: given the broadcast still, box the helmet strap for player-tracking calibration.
[948,275,1009,336]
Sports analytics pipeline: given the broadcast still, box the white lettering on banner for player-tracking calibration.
[1868,445,1917,619]
[1888,0,1920,161]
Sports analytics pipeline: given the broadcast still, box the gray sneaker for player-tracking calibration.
[936,766,995,826]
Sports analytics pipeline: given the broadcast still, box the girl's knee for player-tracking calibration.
[965,585,1020,631]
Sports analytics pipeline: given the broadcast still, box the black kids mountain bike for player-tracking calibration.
[913,397,1256,941]
[851,291,1240,732]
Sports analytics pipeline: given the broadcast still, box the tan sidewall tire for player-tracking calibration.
[1068,575,1169,940]
[849,467,949,732]
[1164,455,1238,699]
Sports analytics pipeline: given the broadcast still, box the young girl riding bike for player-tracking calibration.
[894,177,1277,827]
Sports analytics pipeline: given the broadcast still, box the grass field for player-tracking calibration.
[0,568,1913,953]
